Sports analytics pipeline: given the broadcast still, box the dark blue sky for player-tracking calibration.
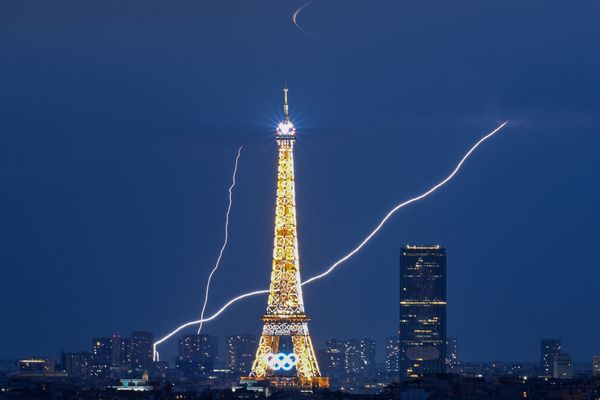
[1,0,599,363]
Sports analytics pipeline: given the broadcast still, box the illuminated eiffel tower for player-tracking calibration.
[244,87,329,389]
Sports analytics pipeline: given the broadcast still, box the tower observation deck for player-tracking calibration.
[243,87,329,389]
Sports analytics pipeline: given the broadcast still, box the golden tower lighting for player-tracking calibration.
[244,87,329,389]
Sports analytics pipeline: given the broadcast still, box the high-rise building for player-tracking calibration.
[321,339,345,378]
[446,337,459,373]
[178,334,219,373]
[399,245,447,379]
[91,335,130,371]
[553,352,572,379]
[385,337,400,374]
[592,356,600,378]
[63,352,92,377]
[130,331,154,370]
[540,339,561,378]
[110,335,130,367]
[226,335,257,374]
[92,338,112,366]
[91,337,112,377]
[343,339,376,376]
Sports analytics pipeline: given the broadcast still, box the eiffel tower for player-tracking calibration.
[244,87,329,389]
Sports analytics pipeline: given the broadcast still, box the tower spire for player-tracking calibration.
[283,83,289,121]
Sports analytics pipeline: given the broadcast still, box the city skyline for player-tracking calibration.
[5,329,598,380]
[2,0,600,368]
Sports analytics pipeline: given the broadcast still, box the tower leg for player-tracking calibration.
[250,335,279,379]
[292,333,321,384]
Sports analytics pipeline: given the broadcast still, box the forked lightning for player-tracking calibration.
[197,145,243,334]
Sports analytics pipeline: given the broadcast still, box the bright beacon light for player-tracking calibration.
[277,121,295,137]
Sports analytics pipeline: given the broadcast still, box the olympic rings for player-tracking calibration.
[264,352,298,371]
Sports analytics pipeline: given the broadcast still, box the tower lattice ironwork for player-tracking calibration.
[245,87,329,389]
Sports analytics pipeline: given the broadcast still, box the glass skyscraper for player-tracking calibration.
[399,245,447,379]
[385,337,400,375]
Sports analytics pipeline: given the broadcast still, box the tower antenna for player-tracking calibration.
[283,83,289,121]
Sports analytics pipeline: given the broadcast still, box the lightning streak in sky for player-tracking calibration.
[197,146,243,334]
[302,121,508,286]
[292,0,316,35]
[153,121,509,357]
[154,288,269,360]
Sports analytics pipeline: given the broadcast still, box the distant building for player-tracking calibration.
[63,352,92,377]
[343,339,376,376]
[90,335,132,374]
[91,337,112,374]
[130,331,154,370]
[110,335,130,367]
[153,361,169,374]
[320,339,345,378]
[385,337,400,374]
[17,358,54,373]
[446,337,459,373]
[92,337,113,364]
[177,334,219,374]
[553,352,572,379]
[540,339,561,378]
[399,245,447,379]
[226,335,257,374]
[593,356,600,378]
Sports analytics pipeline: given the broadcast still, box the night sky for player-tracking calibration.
[1,1,599,363]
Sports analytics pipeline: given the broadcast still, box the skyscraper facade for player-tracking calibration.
[90,335,137,376]
[91,338,112,367]
[130,331,154,370]
[91,337,112,377]
[399,245,447,379]
[178,334,219,373]
[553,352,573,379]
[321,339,345,378]
[226,335,257,374]
[385,337,400,374]
[110,335,130,367]
[343,339,376,376]
[63,352,92,377]
[541,339,561,378]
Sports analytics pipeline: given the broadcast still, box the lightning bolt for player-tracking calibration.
[293,0,316,35]
[197,145,243,334]
[153,121,509,359]
[302,121,508,286]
